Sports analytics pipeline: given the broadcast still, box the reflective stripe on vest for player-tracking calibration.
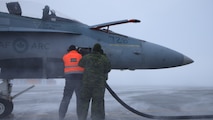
[64,65,84,74]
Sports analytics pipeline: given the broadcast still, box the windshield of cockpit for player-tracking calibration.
[0,0,79,22]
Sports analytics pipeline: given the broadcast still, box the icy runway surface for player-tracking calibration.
[4,85,213,120]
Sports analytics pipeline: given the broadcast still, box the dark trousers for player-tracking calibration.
[59,74,82,120]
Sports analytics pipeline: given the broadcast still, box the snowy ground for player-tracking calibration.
[3,85,213,120]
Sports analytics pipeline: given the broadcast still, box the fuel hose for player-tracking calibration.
[106,83,213,119]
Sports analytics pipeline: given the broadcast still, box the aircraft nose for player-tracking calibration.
[140,41,194,69]
[183,55,194,65]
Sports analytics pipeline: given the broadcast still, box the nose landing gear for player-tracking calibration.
[0,98,13,118]
[0,79,34,118]
[0,79,13,118]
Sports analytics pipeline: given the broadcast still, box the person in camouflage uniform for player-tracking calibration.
[78,43,111,120]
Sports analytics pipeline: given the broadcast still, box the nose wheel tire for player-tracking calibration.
[0,98,14,118]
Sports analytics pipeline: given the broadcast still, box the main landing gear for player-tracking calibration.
[0,79,34,118]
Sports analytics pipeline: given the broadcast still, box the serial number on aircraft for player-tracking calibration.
[108,36,128,44]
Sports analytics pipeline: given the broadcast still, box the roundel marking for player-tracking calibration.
[13,38,29,53]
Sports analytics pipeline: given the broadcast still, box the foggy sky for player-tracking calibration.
[1,0,213,87]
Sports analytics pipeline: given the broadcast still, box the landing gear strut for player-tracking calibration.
[0,79,34,118]
[0,79,13,118]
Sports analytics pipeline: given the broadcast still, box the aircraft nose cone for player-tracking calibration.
[183,55,194,65]
[140,41,194,69]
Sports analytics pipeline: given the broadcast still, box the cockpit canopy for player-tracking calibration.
[6,2,22,16]
[0,1,80,23]
[5,2,56,21]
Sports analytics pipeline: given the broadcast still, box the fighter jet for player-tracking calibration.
[0,2,193,118]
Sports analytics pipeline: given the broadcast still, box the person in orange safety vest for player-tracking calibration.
[59,45,84,120]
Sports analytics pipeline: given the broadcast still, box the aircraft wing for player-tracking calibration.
[90,19,140,29]
[0,27,81,35]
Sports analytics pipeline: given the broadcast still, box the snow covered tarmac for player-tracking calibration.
[4,85,213,120]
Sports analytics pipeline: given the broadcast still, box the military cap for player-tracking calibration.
[67,45,76,52]
[93,43,102,52]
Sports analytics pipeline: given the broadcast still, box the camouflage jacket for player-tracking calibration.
[79,52,111,87]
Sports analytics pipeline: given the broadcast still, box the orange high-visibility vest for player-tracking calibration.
[63,50,84,74]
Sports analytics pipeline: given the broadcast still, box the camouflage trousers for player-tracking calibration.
[79,86,105,120]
